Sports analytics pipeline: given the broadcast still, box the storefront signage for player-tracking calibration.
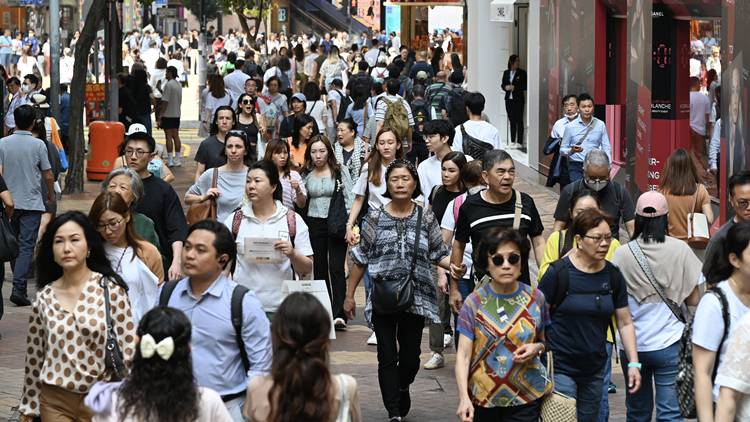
[85,83,106,126]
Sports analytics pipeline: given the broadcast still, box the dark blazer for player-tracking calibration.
[502,68,527,103]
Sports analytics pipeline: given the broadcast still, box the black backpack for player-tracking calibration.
[334,90,353,123]
[410,99,432,142]
[159,280,251,372]
[445,87,469,126]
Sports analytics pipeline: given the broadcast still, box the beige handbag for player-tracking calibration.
[540,351,576,422]
[687,184,710,249]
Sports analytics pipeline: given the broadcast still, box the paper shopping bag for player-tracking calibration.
[281,280,336,340]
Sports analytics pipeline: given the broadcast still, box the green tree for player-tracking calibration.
[180,0,222,23]
[218,0,276,40]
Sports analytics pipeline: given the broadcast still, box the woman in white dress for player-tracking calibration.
[88,192,164,326]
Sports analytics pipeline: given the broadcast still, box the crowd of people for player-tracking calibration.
[1,24,749,422]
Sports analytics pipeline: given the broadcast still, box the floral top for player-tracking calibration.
[457,283,551,407]
[19,272,136,416]
[716,312,750,420]
[301,170,355,219]
[350,205,448,326]
[320,59,347,78]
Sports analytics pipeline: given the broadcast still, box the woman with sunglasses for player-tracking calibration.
[300,135,354,329]
[538,208,641,422]
[344,159,451,422]
[186,131,251,224]
[235,92,263,163]
[455,228,551,422]
[88,192,163,326]
[263,138,307,211]
[194,105,236,183]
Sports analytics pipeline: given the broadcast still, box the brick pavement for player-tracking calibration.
[0,136,646,421]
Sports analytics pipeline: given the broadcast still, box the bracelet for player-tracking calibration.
[536,340,547,356]
[628,362,642,370]
[346,222,354,227]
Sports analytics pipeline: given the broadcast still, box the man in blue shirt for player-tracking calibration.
[140,30,152,52]
[157,220,272,422]
[23,30,39,56]
[320,32,333,54]
[0,29,12,69]
[560,92,611,182]
[59,84,70,151]
[703,31,717,47]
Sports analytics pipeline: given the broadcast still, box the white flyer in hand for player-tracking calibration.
[244,237,282,264]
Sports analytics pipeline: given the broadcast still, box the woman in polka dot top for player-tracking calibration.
[18,212,136,422]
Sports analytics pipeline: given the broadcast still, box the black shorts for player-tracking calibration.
[161,117,180,130]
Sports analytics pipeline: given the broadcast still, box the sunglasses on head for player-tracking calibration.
[489,253,521,267]
[227,130,248,141]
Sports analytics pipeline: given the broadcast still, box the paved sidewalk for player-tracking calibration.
[1,138,640,421]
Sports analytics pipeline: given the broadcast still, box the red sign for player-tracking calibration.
[85,83,106,126]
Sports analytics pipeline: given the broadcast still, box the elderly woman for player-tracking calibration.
[538,208,642,422]
[611,192,702,421]
[456,228,551,422]
[101,167,161,253]
[344,159,451,421]
[334,118,368,183]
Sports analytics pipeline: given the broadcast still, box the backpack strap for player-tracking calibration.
[708,286,731,382]
[453,194,465,226]
[231,284,251,373]
[512,190,523,230]
[231,209,245,241]
[557,230,565,256]
[549,259,570,315]
[286,209,297,246]
[608,262,622,356]
[158,279,180,306]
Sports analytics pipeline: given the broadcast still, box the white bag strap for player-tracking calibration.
[512,189,523,230]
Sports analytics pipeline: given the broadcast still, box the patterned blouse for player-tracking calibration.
[334,137,367,183]
[19,272,136,416]
[457,283,551,407]
[350,205,448,326]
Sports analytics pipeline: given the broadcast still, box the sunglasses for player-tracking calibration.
[241,99,255,105]
[227,130,248,141]
[489,253,521,267]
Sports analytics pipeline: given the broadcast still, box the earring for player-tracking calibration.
[87,250,91,258]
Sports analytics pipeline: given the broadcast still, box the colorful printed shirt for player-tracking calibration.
[457,283,551,407]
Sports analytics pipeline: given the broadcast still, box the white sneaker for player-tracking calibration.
[173,155,181,167]
[165,158,173,167]
[334,318,347,330]
[367,332,378,345]
[444,334,453,348]
[424,351,445,369]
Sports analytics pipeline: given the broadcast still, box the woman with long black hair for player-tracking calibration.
[85,307,233,422]
[289,113,316,170]
[18,212,135,422]
[344,84,371,136]
[234,92,263,162]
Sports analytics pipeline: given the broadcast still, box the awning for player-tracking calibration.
[384,1,465,6]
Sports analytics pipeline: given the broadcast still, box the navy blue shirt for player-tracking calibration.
[538,257,628,378]
[59,93,70,136]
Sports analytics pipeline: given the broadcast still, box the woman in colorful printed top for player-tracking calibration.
[263,138,307,211]
[455,227,551,422]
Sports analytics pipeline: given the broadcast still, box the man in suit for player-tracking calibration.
[501,55,527,149]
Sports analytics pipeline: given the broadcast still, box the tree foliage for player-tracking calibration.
[181,0,222,23]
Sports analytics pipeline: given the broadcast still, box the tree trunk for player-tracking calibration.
[63,0,107,195]
[237,11,250,35]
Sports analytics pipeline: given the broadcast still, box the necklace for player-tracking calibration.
[730,277,750,303]
[115,246,128,273]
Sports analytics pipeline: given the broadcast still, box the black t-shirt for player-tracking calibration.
[430,187,462,224]
[132,84,153,115]
[135,175,188,270]
[455,190,545,285]
[189,37,199,49]
[342,149,354,166]
[234,121,259,162]
[194,136,227,170]
[553,179,635,240]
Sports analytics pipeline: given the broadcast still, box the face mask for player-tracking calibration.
[355,57,362,62]
[565,113,579,119]
[586,178,609,192]
[21,84,28,93]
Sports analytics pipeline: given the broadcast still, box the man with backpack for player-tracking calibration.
[440,72,469,126]
[345,61,373,96]
[408,84,437,164]
[329,78,350,131]
[157,220,272,422]
[452,91,503,159]
[426,71,451,114]
[376,78,414,152]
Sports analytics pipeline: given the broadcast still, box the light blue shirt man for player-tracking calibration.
[157,274,272,419]
[560,115,612,163]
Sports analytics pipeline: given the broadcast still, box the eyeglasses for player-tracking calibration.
[227,130,248,141]
[585,177,609,187]
[584,235,613,243]
[97,218,124,232]
[489,253,521,267]
[124,149,149,158]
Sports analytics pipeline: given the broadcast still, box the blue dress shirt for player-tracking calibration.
[560,115,612,163]
[157,274,272,396]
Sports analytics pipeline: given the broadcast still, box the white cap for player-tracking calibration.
[125,123,148,135]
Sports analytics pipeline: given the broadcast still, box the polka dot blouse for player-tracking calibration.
[19,272,136,416]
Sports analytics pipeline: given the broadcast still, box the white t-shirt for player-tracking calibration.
[689,91,710,134]
[224,70,250,107]
[417,153,473,204]
[306,100,330,134]
[353,163,390,210]
[205,91,233,121]
[226,201,314,313]
[441,193,473,275]
[105,244,159,327]
[716,312,750,421]
[692,281,750,401]
[453,120,504,153]
[328,89,343,121]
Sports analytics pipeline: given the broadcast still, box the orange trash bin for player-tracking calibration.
[87,121,125,181]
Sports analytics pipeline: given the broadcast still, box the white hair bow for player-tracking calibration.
[140,334,175,361]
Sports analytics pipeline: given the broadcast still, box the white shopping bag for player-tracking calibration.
[281,279,336,340]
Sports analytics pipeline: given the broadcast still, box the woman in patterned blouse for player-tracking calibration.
[19,211,136,422]
[344,159,451,422]
[455,227,551,422]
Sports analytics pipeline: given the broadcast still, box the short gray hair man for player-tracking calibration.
[100,167,145,209]
[584,149,611,172]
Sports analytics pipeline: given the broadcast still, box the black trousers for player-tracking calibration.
[372,311,425,418]
[473,399,541,422]
[406,142,429,166]
[506,100,525,145]
[307,217,349,321]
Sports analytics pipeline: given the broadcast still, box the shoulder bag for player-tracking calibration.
[186,168,218,227]
[0,205,18,261]
[327,173,348,239]
[473,191,523,291]
[540,351,576,421]
[686,184,710,249]
[461,124,494,161]
[100,277,125,381]
[627,240,686,323]
[371,206,422,314]
[574,118,597,146]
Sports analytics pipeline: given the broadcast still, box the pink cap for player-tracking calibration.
[636,191,669,217]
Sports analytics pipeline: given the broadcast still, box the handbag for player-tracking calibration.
[100,277,125,381]
[628,240,686,323]
[0,206,18,262]
[371,206,422,315]
[461,124,494,161]
[327,174,348,239]
[687,184,710,249]
[540,351,576,422]
[186,168,218,227]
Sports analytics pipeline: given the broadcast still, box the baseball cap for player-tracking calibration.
[377,55,388,64]
[635,191,669,217]
[126,123,148,136]
[291,93,307,103]
[416,70,428,81]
